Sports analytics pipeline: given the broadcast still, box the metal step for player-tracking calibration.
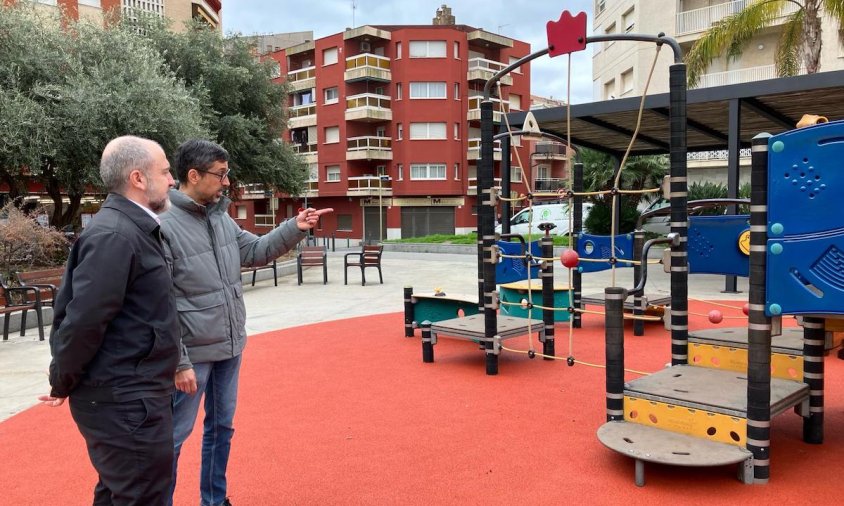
[688,327,804,355]
[624,365,808,419]
[597,421,753,486]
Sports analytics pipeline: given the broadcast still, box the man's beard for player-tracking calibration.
[150,196,171,214]
[147,188,171,214]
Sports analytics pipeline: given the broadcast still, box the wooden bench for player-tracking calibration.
[297,246,327,285]
[16,267,64,308]
[240,260,277,287]
[0,274,44,341]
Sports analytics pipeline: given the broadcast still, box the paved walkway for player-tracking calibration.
[0,248,748,421]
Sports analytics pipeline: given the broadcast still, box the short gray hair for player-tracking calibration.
[99,136,157,193]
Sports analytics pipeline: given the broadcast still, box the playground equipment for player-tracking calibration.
[599,119,844,486]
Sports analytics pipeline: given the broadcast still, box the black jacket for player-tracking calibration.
[49,193,180,401]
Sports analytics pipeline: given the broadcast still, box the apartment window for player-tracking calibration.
[397,163,403,181]
[410,163,447,180]
[308,164,318,181]
[621,68,634,95]
[596,0,605,14]
[453,41,460,58]
[80,0,101,5]
[337,214,353,231]
[236,205,247,219]
[605,22,616,48]
[396,41,402,59]
[324,126,340,144]
[623,7,635,33]
[326,165,341,181]
[324,87,339,104]
[509,56,523,74]
[397,123,403,140]
[409,40,447,58]
[509,93,522,111]
[323,47,338,66]
[410,122,447,140]
[454,123,460,140]
[396,83,402,100]
[604,78,616,100]
[454,83,460,100]
[409,81,447,99]
[511,166,522,184]
[454,163,460,180]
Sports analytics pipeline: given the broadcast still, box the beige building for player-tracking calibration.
[28,0,221,32]
[591,0,844,184]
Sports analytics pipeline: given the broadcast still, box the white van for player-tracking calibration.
[495,203,592,237]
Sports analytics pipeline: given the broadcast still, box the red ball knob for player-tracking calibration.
[560,249,580,268]
[742,303,750,316]
[708,309,723,324]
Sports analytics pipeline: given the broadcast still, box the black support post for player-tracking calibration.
[403,286,414,337]
[724,98,742,293]
[668,63,689,367]
[480,99,499,375]
[632,230,645,336]
[802,316,825,444]
[572,162,584,329]
[605,287,626,422]
[747,132,772,483]
[421,321,434,363]
[541,233,555,358]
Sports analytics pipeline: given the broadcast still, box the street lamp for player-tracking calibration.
[378,175,392,243]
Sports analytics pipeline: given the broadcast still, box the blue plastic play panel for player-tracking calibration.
[688,215,749,277]
[766,120,844,316]
[496,240,541,284]
[576,233,633,273]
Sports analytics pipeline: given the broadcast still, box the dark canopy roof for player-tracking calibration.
[509,69,844,158]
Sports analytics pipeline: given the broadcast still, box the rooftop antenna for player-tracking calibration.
[352,0,357,28]
[497,23,510,34]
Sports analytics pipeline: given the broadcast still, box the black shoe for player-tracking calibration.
[221,500,232,506]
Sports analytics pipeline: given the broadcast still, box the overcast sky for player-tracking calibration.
[223,0,595,104]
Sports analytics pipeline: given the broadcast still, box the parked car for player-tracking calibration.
[496,202,593,237]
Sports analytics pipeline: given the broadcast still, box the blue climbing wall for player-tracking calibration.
[688,215,749,277]
[576,234,633,273]
[766,120,844,316]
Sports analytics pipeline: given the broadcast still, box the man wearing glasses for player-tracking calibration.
[160,139,330,506]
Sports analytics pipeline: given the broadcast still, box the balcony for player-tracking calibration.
[292,142,318,164]
[676,0,799,36]
[239,183,270,200]
[346,136,392,161]
[305,180,319,198]
[467,138,502,161]
[467,96,510,122]
[346,175,393,197]
[287,66,315,92]
[288,104,316,129]
[467,30,513,49]
[466,177,502,195]
[344,53,391,83]
[467,58,512,86]
[534,178,568,192]
[532,142,568,160]
[345,93,392,122]
[695,64,804,88]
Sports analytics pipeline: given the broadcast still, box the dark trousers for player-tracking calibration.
[70,395,174,506]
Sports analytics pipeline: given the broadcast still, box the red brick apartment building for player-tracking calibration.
[233,16,569,242]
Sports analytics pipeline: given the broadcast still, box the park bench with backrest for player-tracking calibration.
[0,274,44,341]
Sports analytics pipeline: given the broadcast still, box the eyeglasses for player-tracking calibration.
[196,168,231,181]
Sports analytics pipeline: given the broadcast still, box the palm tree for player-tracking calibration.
[685,0,844,87]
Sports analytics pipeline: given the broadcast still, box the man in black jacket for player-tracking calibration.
[39,135,181,505]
